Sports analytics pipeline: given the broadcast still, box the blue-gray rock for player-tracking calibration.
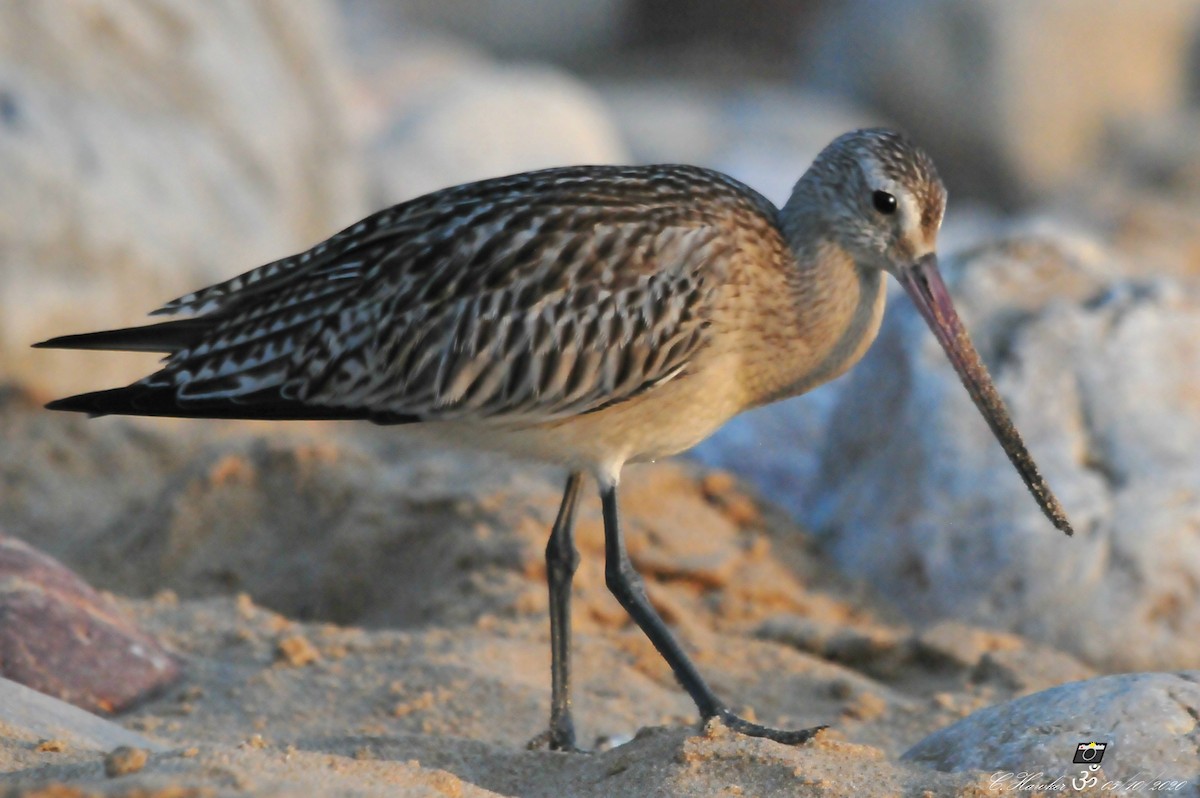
[0,676,165,752]
[357,0,631,61]
[904,672,1200,791]
[809,236,1200,670]
[599,82,876,208]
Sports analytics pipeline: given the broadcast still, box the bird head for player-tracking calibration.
[794,127,945,273]
[788,128,1073,536]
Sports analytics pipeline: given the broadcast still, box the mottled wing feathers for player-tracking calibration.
[66,165,779,423]
[289,220,726,422]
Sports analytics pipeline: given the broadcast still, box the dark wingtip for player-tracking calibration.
[39,384,398,423]
[32,332,107,350]
[30,320,204,353]
[44,394,108,416]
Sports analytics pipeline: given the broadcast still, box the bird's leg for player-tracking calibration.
[537,471,584,752]
[599,482,825,746]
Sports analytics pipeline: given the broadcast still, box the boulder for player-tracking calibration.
[0,535,181,713]
[807,0,1200,205]
[347,0,632,61]
[904,672,1200,786]
[0,0,366,396]
[599,81,876,206]
[808,234,1200,671]
[335,7,630,205]
[368,65,628,204]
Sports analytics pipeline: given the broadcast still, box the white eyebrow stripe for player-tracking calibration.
[898,191,923,240]
[862,156,924,245]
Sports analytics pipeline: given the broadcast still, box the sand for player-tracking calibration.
[0,384,1093,796]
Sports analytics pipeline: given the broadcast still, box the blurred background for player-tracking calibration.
[5,0,1200,392]
[4,0,1200,671]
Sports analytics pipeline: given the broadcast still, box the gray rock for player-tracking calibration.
[368,64,628,203]
[345,0,631,61]
[808,0,1200,204]
[341,6,630,205]
[807,233,1200,670]
[0,0,366,397]
[599,81,876,206]
[0,676,165,752]
[971,646,1098,697]
[904,672,1200,789]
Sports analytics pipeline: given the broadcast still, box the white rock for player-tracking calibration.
[0,0,366,395]
[369,65,628,203]
[808,234,1200,670]
[904,672,1200,785]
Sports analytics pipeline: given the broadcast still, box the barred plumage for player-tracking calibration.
[106,165,775,425]
[38,128,1073,750]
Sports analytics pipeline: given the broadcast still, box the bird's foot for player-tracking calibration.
[525,721,586,753]
[710,709,826,746]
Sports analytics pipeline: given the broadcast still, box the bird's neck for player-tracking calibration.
[735,203,888,407]
[777,182,832,265]
[788,243,886,398]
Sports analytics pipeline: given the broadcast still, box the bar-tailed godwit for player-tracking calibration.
[37,128,1072,750]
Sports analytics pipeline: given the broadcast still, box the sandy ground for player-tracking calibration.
[0,384,1096,796]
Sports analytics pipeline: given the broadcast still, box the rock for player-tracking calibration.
[806,233,1200,670]
[904,672,1200,785]
[757,615,904,673]
[690,385,841,520]
[807,0,1200,205]
[971,646,1097,696]
[276,634,321,668]
[905,621,1098,696]
[0,0,366,397]
[912,621,1023,671]
[599,81,876,206]
[103,745,150,777]
[338,4,629,204]
[0,536,182,713]
[368,64,628,204]
[345,0,632,61]
[0,676,165,752]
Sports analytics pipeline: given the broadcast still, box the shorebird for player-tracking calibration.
[37,128,1072,750]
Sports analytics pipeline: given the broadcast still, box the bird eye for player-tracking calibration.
[872,190,897,215]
